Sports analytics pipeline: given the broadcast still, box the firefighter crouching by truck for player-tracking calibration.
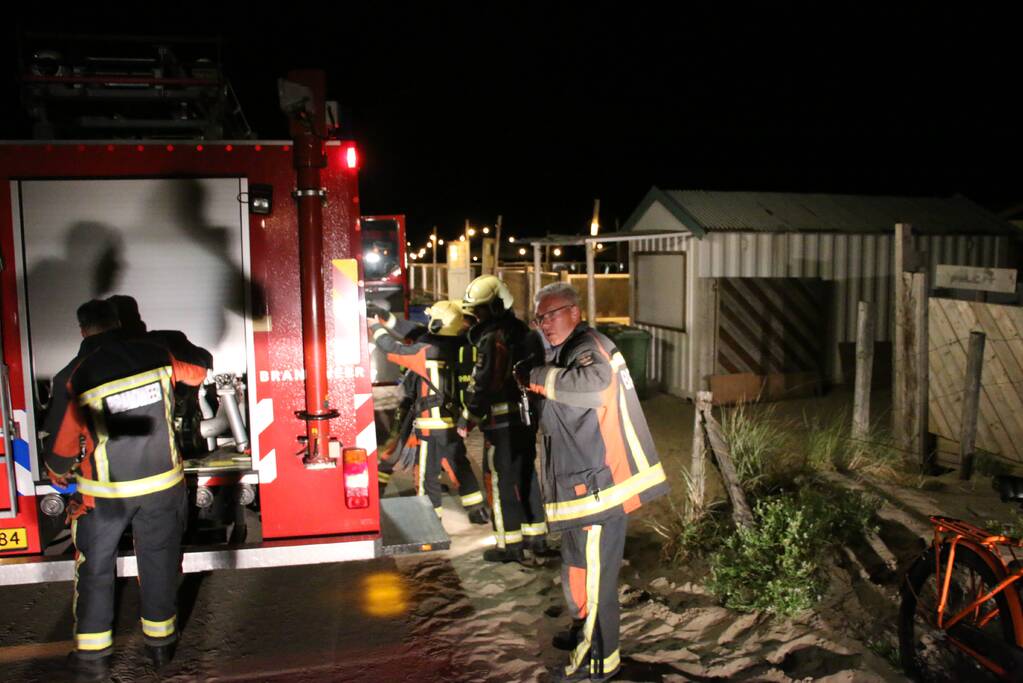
[44,300,208,682]
[518,282,670,682]
[459,275,549,563]
[369,301,491,524]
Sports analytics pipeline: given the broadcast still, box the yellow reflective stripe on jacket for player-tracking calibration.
[75,630,113,651]
[461,491,484,507]
[141,615,176,638]
[543,367,559,399]
[383,313,398,330]
[79,366,172,407]
[618,386,650,471]
[491,402,511,416]
[77,465,184,499]
[372,326,389,341]
[426,361,443,420]
[544,462,666,523]
[91,407,111,482]
[414,417,455,429]
[610,352,627,371]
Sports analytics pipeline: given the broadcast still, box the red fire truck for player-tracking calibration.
[0,70,445,584]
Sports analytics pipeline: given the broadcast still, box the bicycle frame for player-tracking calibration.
[927,516,1023,678]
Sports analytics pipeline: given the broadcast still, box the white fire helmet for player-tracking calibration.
[462,275,514,315]
[426,300,467,336]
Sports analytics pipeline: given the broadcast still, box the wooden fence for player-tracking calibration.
[928,298,1023,467]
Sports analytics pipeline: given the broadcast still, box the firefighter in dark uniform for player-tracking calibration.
[459,275,548,563]
[44,300,207,681]
[370,300,490,523]
[521,282,670,682]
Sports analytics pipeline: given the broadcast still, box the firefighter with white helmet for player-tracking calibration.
[459,275,548,563]
[369,300,489,524]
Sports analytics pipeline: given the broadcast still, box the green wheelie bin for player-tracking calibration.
[597,323,652,399]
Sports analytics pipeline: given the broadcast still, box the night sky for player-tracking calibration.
[3,4,1021,246]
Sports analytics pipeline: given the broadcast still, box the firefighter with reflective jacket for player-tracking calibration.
[521,282,670,683]
[44,300,207,682]
[459,275,548,563]
[369,301,490,524]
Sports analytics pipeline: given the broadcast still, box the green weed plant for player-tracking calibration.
[708,485,881,616]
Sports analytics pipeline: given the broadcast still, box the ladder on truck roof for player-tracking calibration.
[18,32,255,140]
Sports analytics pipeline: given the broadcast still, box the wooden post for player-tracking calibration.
[699,396,754,529]
[958,331,986,480]
[494,215,502,274]
[911,271,930,470]
[585,240,597,323]
[690,391,710,515]
[893,223,912,454]
[853,301,875,445]
[431,226,439,299]
[532,243,542,308]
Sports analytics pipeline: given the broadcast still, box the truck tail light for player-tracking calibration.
[343,448,369,509]
[345,144,358,170]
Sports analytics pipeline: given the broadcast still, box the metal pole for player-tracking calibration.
[288,69,335,465]
[586,240,597,323]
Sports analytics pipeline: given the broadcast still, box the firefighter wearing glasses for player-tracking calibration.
[369,300,490,523]
[459,275,548,563]
[521,282,669,682]
[44,300,207,681]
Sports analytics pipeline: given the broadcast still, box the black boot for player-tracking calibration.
[67,651,111,683]
[482,545,525,563]
[466,504,491,525]
[526,536,560,558]
[551,619,584,651]
[146,641,177,671]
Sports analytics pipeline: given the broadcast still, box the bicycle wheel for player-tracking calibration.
[899,544,1018,682]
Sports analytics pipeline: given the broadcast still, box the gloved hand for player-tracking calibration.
[366,299,390,319]
[46,465,71,488]
[512,357,533,390]
[456,416,474,439]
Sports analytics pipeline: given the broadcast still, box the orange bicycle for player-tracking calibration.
[899,476,1023,682]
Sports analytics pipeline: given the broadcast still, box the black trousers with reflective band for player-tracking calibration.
[416,437,484,512]
[72,483,187,655]
[560,515,627,677]
[483,426,545,549]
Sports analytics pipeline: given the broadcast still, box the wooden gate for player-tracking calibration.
[928,298,1023,466]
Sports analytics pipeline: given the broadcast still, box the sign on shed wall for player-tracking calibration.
[934,265,1017,294]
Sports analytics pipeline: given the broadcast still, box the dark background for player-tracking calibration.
[2,3,1021,245]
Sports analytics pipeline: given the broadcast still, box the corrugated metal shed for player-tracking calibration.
[625,188,1018,398]
[666,190,1017,235]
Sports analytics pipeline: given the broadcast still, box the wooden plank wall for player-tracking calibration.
[928,298,1023,466]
